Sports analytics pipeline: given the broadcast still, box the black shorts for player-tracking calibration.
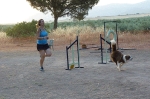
[37,44,50,51]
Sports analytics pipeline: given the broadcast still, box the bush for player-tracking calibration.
[4,20,37,37]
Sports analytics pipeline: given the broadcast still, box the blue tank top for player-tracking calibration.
[37,29,48,44]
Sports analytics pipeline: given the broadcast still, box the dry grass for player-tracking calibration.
[49,27,150,50]
[118,32,150,50]
[0,27,150,52]
[0,32,36,52]
[49,26,103,45]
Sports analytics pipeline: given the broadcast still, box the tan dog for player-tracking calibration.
[110,40,133,71]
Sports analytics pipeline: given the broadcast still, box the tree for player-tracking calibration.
[26,0,99,29]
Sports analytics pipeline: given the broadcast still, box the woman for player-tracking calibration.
[36,19,52,71]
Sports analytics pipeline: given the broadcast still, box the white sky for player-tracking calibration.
[0,0,146,24]
[96,0,145,6]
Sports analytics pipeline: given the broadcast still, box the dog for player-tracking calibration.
[110,40,133,71]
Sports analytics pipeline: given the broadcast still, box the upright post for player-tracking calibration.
[76,36,80,68]
[100,34,103,63]
[104,22,106,37]
[75,36,84,68]
[71,45,75,65]
[66,46,69,70]
[116,22,119,49]
[104,21,107,63]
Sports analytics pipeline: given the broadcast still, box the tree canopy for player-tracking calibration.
[26,0,99,29]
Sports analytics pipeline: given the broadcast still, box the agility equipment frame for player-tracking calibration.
[66,36,84,70]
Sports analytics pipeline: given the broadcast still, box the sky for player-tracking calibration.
[96,0,145,6]
[0,0,146,24]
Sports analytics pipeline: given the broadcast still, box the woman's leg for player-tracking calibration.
[45,48,52,57]
[39,50,46,70]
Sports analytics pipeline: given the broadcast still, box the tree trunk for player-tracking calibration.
[53,17,58,30]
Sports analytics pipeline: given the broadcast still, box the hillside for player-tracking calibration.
[58,13,150,22]
[88,0,150,17]
[84,13,150,21]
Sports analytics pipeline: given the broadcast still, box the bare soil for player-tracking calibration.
[0,42,150,99]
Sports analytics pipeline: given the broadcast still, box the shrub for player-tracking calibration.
[4,20,37,37]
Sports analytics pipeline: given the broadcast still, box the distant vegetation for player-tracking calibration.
[0,16,150,37]
[0,20,50,37]
[52,16,150,33]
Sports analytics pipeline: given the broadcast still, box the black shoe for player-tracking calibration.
[40,67,44,71]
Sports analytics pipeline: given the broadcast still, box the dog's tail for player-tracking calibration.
[110,39,116,52]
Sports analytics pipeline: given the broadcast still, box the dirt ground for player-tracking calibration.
[0,44,150,99]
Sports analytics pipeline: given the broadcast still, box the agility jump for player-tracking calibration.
[99,21,118,64]
[66,36,84,70]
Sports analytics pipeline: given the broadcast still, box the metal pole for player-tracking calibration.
[116,22,119,49]
[100,34,103,63]
[104,22,106,37]
[66,46,70,70]
[77,36,80,68]
[72,45,75,66]
[101,22,107,64]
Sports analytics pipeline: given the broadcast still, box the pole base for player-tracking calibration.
[65,69,70,70]
[75,67,84,68]
[98,62,107,64]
